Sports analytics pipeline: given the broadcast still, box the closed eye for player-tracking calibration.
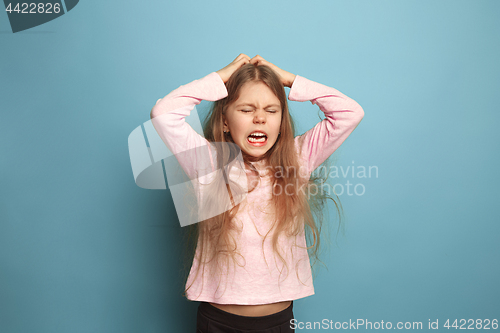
[240,109,278,113]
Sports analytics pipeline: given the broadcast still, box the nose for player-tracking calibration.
[253,109,266,124]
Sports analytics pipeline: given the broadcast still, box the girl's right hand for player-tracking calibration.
[216,54,251,83]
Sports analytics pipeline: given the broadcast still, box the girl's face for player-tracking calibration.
[223,81,282,158]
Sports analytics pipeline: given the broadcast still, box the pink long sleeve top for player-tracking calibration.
[150,72,364,305]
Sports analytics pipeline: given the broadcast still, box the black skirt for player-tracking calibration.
[196,301,295,333]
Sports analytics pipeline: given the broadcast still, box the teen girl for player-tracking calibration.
[150,54,364,333]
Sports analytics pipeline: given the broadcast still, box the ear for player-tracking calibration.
[222,114,229,131]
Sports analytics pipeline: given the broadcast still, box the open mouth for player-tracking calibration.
[247,132,268,145]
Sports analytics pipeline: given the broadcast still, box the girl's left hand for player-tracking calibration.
[250,55,296,88]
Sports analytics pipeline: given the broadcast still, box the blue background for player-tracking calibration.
[1,0,499,332]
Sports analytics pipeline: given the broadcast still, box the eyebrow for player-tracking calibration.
[235,103,281,108]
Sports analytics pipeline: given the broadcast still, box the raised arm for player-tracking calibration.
[150,73,226,119]
[150,54,251,119]
[249,55,364,175]
[149,54,251,179]
[290,76,364,175]
[149,72,227,179]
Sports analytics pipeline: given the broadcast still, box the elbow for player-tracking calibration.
[354,103,364,123]
[150,99,163,119]
[150,109,158,120]
[150,106,161,120]
[150,105,158,120]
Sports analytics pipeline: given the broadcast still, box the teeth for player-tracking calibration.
[250,132,266,137]
[248,136,266,143]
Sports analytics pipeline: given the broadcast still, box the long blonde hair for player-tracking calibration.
[180,64,342,298]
